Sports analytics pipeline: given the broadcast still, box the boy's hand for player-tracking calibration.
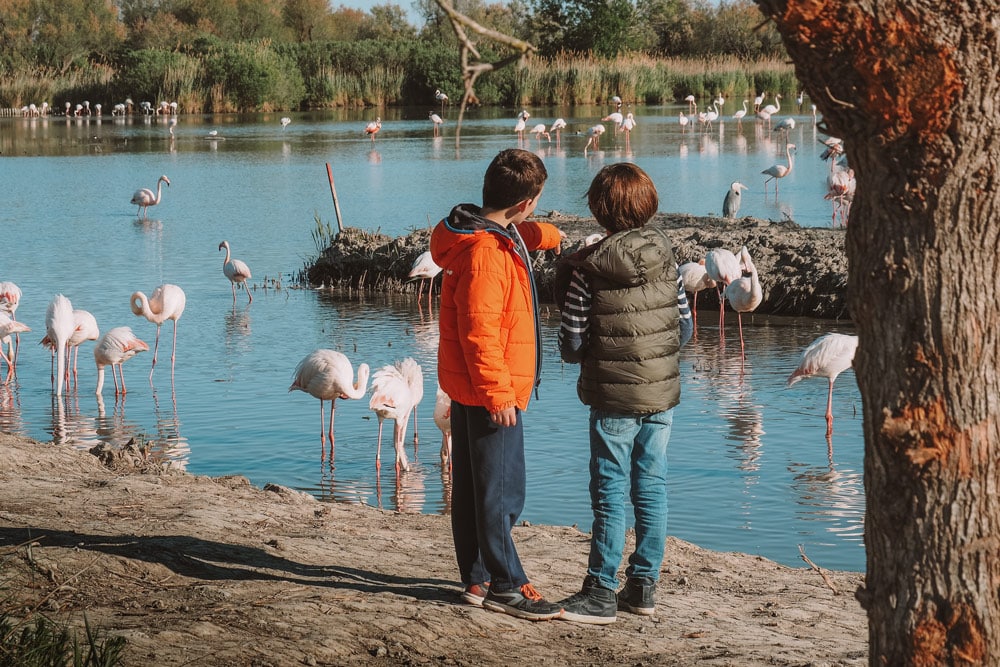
[554,229,567,255]
[490,407,518,427]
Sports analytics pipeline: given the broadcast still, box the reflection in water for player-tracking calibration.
[0,385,24,434]
[152,389,189,469]
[790,459,865,547]
[224,306,252,354]
[392,464,427,514]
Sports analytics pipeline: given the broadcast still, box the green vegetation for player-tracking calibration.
[0,0,798,111]
[0,612,126,667]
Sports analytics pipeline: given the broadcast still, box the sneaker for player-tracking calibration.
[617,576,656,616]
[557,576,617,625]
[482,583,563,621]
[460,582,490,607]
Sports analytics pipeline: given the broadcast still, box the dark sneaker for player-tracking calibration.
[460,582,490,607]
[617,576,656,616]
[557,576,617,625]
[482,583,563,621]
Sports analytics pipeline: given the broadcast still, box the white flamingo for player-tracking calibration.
[130,284,186,381]
[131,175,170,218]
[549,118,567,142]
[368,357,423,474]
[42,309,99,388]
[762,143,796,196]
[0,282,22,370]
[408,250,442,305]
[678,260,717,326]
[45,294,75,396]
[219,241,253,305]
[584,124,605,153]
[280,117,291,128]
[724,246,763,360]
[429,111,443,136]
[678,112,690,132]
[0,313,30,383]
[433,386,452,467]
[704,248,741,331]
[529,123,551,142]
[289,349,370,454]
[94,327,149,396]
[733,100,749,128]
[787,333,859,436]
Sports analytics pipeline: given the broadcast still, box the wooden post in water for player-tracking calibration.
[325,163,345,233]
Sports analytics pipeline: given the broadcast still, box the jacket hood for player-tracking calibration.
[431,204,514,269]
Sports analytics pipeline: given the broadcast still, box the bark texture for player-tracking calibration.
[755,0,1000,663]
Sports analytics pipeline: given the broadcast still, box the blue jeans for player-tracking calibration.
[587,408,673,591]
[449,400,527,593]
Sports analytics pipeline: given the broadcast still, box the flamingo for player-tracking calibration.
[762,143,796,196]
[761,93,782,117]
[433,386,452,467]
[0,282,22,370]
[429,111,443,136]
[724,246,763,360]
[723,181,749,218]
[733,100,749,128]
[826,167,856,227]
[584,124,605,153]
[678,112,690,132]
[131,175,170,218]
[796,91,805,112]
[514,114,528,140]
[601,111,624,129]
[787,333,859,436]
[684,94,696,112]
[280,117,291,128]
[549,118,567,143]
[94,327,149,396]
[364,117,382,142]
[289,349,370,454]
[130,284,186,381]
[714,93,725,110]
[529,123,551,142]
[368,358,423,474]
[63,310,99,387]
[400,356,424,446]
[772,117,796,141]
[621,112,636,149]
[704,248,741,331]
[219,241,253,305]
[45,294,75,396]
[435,88,448,114]
[678,260,717,326]
[0,313,30,383]
[408,250,442,304]
[753,91,765,112]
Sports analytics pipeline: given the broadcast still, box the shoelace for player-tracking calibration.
[520,583,543,601]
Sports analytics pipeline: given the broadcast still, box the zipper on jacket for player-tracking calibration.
[507,223,543,401]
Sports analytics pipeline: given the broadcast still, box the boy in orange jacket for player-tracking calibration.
[430,148,564,621]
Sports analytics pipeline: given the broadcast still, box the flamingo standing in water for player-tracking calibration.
[130,284,186,381]
[131,175,170,218]
[787,333,859,436]
[733,100,749,129]
[369,357,423,474]
[762,143,796,196]
[364,117,382,142]
[584,124,605,153]
[0,313,30,383]
[45,294,75,396]
[289,349,370,456]
[0,282,22,371]
[724,246,763,361]
[549,118,567,143]
[94,326,149,396]
[219,241,253,305]
[42,309,99,388]
[429,111,443,136]
[408,250,442,305]
[704,248,741,331]
[678,260,717,327]
[433,386,453,467]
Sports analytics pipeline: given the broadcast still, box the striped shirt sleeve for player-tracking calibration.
[676,264,693,348]
[558,268,591,364]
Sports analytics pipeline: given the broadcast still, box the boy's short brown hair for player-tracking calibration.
[587,163,658,233]
[482,149,548,210]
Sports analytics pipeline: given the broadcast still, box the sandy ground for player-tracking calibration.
[0,432,867,666]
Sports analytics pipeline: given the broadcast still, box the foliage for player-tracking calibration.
[0,611,126,666]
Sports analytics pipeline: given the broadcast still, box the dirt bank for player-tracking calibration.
[1,433,867,666]
[303,212,850,319]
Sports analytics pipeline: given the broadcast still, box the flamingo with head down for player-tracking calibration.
[290,349,370,457]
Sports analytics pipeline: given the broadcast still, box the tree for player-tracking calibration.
[531,0,637,57]
[756,0,1000,662]
[283,0,331,42]
[29,0,125,72]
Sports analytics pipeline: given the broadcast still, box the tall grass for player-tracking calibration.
[1,46,799,111]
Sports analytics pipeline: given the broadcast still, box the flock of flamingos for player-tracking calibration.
[2,91,859,475]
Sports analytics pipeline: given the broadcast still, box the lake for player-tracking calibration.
[0,104,864,572]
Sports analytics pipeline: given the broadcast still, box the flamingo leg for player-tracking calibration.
[738,312,747,360]
[319,399,328,450]
[328,401,336,458]
[231,283,237,304]
[244,283,253,304]
[375,419,384,470]
[394,419,410,474]
[170,319,178,378]
[0,349,13,384]
[825,378,836,436]
[113,363,124,395]
[149,324,162,381]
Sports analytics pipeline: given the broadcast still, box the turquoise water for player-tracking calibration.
[0,107,865,571]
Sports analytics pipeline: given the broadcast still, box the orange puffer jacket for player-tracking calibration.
[430,204,562,412]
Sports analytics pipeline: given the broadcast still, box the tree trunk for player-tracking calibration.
[755,1,1000,663]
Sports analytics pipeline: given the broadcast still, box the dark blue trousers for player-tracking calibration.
[449,400,527,593]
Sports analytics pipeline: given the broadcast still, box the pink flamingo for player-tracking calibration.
[131,175,170,218]
[94,327,149,396]
[787,333,859,436]
[289,349,370,456]
[433,386,452,468]
[364,117,382,142]
[429,111,443,136]
[704,248,741,332]
[42,309,99,388]
[678,260,717,327]
[0,282,23,373]
[762,143,796,196]
[219,241,253,305]
[130,284,186,381]
[0,313,30,383]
